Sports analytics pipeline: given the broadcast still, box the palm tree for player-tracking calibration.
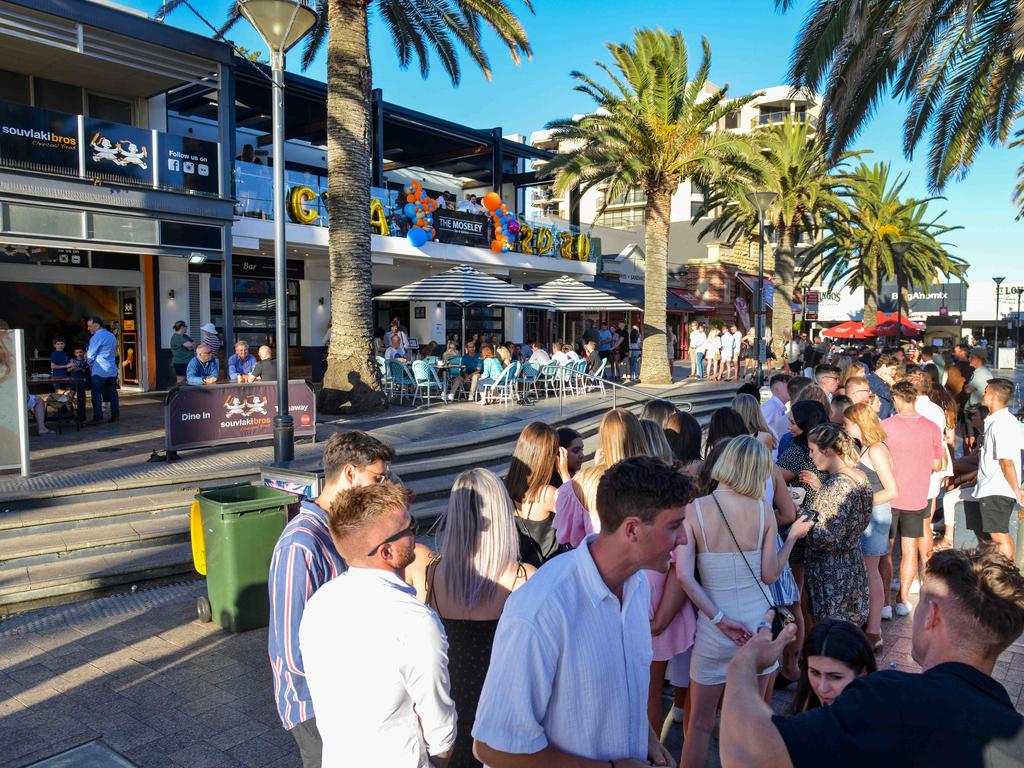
[157,0,533,412]
[800,162,966,328]
[698,118,858,355]
[777,0,1024,201]
[542,29,758,384]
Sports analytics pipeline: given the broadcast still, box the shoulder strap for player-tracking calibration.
[709,493,774,611]
[757,499,765,543]
[694,497,710,550]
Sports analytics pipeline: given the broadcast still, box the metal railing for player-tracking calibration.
[554,369,694,417]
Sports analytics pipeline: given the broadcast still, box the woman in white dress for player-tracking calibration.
[675,435,813,768]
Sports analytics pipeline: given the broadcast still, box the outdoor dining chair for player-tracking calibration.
[376,355,392,397]
[388,359,416,404]
[478,361,518,406]
[539,361,562,398]
[519,361,542,400]
[411,360,445,406]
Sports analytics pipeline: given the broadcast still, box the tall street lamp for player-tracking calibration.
[1009,286,1024,353]
[239,0,318,464]
[890,241,912,346]
[745,190,778,388]
[993,276,1006,360]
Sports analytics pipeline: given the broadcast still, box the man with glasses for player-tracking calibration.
[268,430,396,767]
[813,364,841,401]
[300,483,456,768]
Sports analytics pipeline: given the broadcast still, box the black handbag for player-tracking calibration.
[710,492,795,640]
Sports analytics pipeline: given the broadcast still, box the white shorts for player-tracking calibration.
[667,648,692,687]
[26,394,39,409]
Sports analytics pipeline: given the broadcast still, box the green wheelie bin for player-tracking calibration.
[194,483,292,633]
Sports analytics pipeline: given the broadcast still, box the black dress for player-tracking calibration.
[426,561,526,768]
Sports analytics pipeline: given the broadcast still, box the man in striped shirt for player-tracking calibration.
[267,430,396,767]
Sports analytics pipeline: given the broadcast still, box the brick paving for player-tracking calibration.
[1,577,1022,767]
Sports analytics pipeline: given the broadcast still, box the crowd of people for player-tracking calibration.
[264,336,1024,768]
[169,320,278,387]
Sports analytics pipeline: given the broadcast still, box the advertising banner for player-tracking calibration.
[0,329,30,475]
[157,133,218,195]
[434,209,489,246]
[0,100,79,176]
[119,290,139,386]
[84,117,153,186]
[878,280,966,314]
[165,380,316,452]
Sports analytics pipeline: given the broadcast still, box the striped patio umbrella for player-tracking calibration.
[373,264,554,345]
[532,275,642,342]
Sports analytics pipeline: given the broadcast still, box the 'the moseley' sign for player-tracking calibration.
[165,381,316,452]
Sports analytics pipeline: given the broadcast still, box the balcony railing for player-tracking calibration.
[0,99,221,197]
[750,112,818,129]
[234,160,596,262]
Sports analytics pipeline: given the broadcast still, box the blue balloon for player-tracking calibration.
[403,203,416,218]
[407,227,430,247]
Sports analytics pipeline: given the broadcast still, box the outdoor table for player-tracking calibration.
[27,375,87,423]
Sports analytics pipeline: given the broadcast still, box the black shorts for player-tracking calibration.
[173,363,187,375]
[978,495,1015,535]
[891,505,930,539]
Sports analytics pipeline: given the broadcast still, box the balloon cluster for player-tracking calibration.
[482,192,519,252]
[402,180,436,247]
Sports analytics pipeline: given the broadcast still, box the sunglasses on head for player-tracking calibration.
[366,522,417,557]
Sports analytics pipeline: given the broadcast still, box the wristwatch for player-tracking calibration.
[710,610,724,625]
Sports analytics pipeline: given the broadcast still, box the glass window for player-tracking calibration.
[607,187,646,206]
[87,94,133,125]
[88,213,158,244]
[210,276,299,348]
[0,69,30,106]
[34,78,82,114]
[724,111,739,129]
[600,207,645,229]
[6,204,82,238]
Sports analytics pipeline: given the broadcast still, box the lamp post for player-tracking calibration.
[239,0,317,464]
[993,276,1006,363]
[745,191,778,388]
[890,241,912,346]
[1010,286,1024,355]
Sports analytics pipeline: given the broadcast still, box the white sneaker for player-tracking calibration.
[880,605,893,621]
[895,602,912,617]
[909,579,920,595]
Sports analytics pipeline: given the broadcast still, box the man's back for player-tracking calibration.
[883,413,942,510]
[970,365,994,405]
[300,568,455,767]
[772,663,1024,767]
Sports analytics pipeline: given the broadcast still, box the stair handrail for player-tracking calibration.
[557,369,694,416]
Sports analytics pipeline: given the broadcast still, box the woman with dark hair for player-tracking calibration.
[668,411,703,478]
[705,408,749,454]
[789,619,877,713]
[504,422,570,567]
[551,427,584,487]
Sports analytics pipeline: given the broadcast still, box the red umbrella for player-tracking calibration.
[822,319,868,339]
[869,312,923,337]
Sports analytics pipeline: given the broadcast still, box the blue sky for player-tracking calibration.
[129,0,1022,283]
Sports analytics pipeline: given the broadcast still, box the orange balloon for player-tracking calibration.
[491,240,504,252]
[482,192,502,211]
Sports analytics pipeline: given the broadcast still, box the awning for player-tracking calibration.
[737,272,776,309]
[532,275,641,312]
[668,288,714,312]
[592,277,694,313]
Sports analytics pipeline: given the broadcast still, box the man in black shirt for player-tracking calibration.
[253,344,277,381]
[721,547,1024,768]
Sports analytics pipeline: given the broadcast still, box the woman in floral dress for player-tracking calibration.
[799,423,873,626]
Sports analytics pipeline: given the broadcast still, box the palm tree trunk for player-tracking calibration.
[771,223,796,360]
[640,185,673,385]
[863,267,879,329]
[319,0,384,413]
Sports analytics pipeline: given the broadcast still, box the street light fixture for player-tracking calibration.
[745,191,778,388]
[239,0,318,465]
[993,276,1006,362]
[890,241,912,346]
[1009,286,1024,354]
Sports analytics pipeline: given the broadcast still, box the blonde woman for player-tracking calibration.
[553,464,606,547]
[504,422,570,566]
[841,361,867,393]
[732,393,779,453]
[406,469,535,768]
[844,403,898,651]
[594,408,650,468]
[641,419,677,465]
[676,436,813,768]
[706,327,722,381]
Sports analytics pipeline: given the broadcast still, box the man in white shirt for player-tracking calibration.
[689,323,707,379]
[528,343,551,365]
[300,483,455,768]
[761,372,791,442]
[473,457,692,767]
[720,327,736,381]
[384,335,408,363]
[730,324,743,381]
[973,378,1024,561]
[552,343,572,366]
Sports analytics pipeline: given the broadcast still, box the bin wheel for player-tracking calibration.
[196,596,212,623]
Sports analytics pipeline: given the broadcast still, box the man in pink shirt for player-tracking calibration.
[883,380,944,616]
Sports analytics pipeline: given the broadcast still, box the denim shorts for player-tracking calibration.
[861,503,892,556]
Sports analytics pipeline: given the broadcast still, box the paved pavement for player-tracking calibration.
[2,575,1022,768]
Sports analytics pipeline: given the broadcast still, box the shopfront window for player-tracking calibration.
[210,275,299,349]
[447,304,504,343]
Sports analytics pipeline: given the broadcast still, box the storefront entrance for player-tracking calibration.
[211,275,299,350]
